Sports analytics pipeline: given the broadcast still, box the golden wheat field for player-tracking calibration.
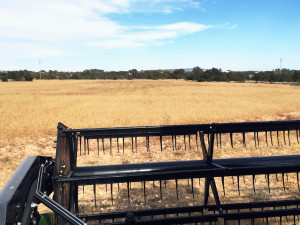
[1,79,300,224]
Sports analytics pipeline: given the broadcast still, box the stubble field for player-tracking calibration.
[0,79,300,224]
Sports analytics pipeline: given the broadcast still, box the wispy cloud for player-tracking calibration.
[0,0,210,58]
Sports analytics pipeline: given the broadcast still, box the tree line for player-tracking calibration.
[1,67,300,83]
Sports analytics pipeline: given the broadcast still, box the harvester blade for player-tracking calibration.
[230,133,233,148]
[111,183,113,205]
[117,136,119,153]
[243,132,246,147]
[135,136,137,153]
[196,133,199,149]
[282,173,286,192]
[297,172,300,190]
[102,137,105,154]
[143,181,146,202]
[110,137,112,155]
[237,176,240,195]
[122,137,125,153]
[159,180,162,200]
[252,175,256,193]
[191,178,194,199]
[127,181,130,203]
[267,174,270,193]
[221,176,225,196]
[131,136,134,153]
[97,138,100,155]
[175,179,179,200]
[270,131,273,145]
[93,184,97,207]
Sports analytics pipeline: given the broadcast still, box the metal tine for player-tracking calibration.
[189,134,191,149]
[230,133,233,148]
[283,130,286,145]
[296,129,299,144]
[191,178,194,199]
[123,137,125,154]
[277,131,280,146]
[159,180,162,201]
[111,183,113,205]
[117,136,119,153]
[242,132,246,147]
[175,179,179,200]
[110,137,112,155]
[280,216,282,225]
[288,130,291,145]
[160,136,163,151]
[252,175,256,193]
[270,131,273,146]
[237,176,240,195]
[146,136,150,152]
[221,177,225,196]
[135,136,137,153]
[84,137,86,155]
[207,134,210,146]
[196,133,199,149]
[97,138,100,155]
[79,135,82,155]
[118,183,120,191]
[243,175,245,184]
[297,172,300,190]
[175,135,177,150]
[143,181,146,202]
[106,184,107,192]
[265,131,268,146]
[267,174,270,193]
[282,173,286,192]
[254,132,257,147]
[87,138,90,155]
[131,135,134,153]
[102,137,105,154]
[93,184,97,207]
[231,176,235,184]
[184,134,187,150]
[127,181,130,203]
[256,132,259,146]
[219,133,222,148]
[172,135,175,151]
[83,185,84,194]
[216,133,219,148]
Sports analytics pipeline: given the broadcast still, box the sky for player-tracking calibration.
[0,0,299,72]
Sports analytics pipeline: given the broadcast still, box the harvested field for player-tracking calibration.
[0,80,300,224]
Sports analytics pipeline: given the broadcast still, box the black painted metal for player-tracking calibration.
[1,120,300,225]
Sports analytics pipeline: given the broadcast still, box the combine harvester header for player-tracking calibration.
[1,120,300,224]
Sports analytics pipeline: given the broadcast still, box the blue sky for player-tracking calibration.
[0,0,299,71]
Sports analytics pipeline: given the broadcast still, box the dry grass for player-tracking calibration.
[0,80,300,139]
[1,79,300,224]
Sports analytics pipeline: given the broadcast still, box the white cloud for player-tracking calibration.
[0,0,211,57]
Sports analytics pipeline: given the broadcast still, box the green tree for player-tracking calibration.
[292,71,300,82]
[192,67,204,81]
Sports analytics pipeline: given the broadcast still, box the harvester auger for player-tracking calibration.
[1,120,300,225]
